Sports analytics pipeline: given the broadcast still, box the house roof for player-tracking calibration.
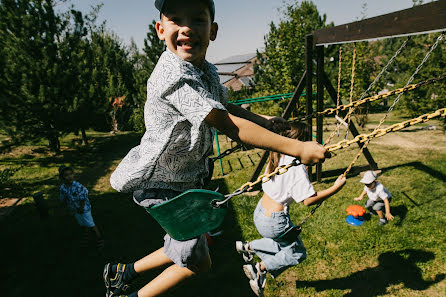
[214,63,247,73]
[219,75,236,84]
[214,53,257,64]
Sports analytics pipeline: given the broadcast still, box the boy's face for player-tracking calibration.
[156,0,218,69]
[365,181,376,189]
[62,170,74,185]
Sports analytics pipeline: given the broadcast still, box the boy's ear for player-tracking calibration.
[155,20,165,40]
[210,22,218,41]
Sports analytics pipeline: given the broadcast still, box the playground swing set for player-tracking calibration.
[147,2,446,240]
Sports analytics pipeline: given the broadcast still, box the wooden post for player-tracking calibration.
[305,34,314,181]
[316,45,324,182]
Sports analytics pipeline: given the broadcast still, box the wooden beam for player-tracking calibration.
[281,71,307,119]
[313,0,446,45]
[316,45,324,182]
[305,34,314,181]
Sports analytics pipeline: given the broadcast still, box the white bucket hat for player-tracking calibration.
[360,170,377,184]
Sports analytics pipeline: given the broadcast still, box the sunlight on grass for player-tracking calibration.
[1,116,445,297]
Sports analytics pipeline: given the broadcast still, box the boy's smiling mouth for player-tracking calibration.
[177,39,194,49]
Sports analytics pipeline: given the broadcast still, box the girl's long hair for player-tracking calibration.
[267,122,311,174]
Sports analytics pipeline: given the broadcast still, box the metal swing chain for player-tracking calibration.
[340,33,445,176]
[325,37,411,145]
[210,143,244,162]
[215,158,301,206]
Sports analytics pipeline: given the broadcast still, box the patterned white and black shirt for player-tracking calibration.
[110,49,228,193]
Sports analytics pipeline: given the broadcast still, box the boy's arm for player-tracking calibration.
[354,189,367,201]
[226,103,289,133]
[303,175,346,206]
[205,109,328,165]
[383,198,394,220]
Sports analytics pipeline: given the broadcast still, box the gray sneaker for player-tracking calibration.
[378,219,387,225]
[236,241,254,263]
[243,263,266,297]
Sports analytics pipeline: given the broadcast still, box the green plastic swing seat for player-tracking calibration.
[145,189,227,241]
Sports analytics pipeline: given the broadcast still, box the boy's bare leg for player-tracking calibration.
[91,226,102,239]
[376,210,384,219]
[136,253,211,297]
[134,247,174,273]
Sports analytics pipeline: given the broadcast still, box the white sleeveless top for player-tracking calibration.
[262,155,315,206]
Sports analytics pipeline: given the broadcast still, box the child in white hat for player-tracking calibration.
[354,170,394,225]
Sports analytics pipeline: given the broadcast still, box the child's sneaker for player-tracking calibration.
[236,241,254,263]
[243,263,266,297]
[378,218,387,225]
[103,263,134,296]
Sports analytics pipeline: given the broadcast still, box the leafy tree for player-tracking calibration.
[129,20,165,132]
[394,33,446,119]
[0,0,88,151]
[252,0,330,116]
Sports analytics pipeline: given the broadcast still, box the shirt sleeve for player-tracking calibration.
[166,79,227,127]
[377,184,389,200]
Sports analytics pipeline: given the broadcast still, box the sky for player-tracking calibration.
[59,0,417,63]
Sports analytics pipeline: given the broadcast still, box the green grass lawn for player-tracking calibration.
[1,115,445,297]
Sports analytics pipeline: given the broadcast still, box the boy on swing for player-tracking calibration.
[104,0,328,296]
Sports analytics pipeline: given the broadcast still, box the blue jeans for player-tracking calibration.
[249,200,306,278]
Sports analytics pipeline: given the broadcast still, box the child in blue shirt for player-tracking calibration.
[103,1,329,296]
[59,165,104,249]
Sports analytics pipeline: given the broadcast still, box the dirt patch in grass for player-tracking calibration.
[372,129,446,151]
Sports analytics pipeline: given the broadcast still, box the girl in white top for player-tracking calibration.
[236,122,346,296]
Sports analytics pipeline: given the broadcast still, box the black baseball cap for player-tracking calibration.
[154,0,215,22]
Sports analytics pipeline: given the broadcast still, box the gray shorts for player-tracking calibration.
[365,197,392,212]
[133,189,209,268]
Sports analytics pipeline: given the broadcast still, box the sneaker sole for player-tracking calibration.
[243,265,256,280]
[249,279,264,297]
[235,241,244,253]
[103,263,111,289]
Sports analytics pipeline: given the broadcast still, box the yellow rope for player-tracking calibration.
[336,48,343,119]
[345,48,357,139]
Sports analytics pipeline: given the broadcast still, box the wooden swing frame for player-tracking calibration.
[249,0,446,183]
